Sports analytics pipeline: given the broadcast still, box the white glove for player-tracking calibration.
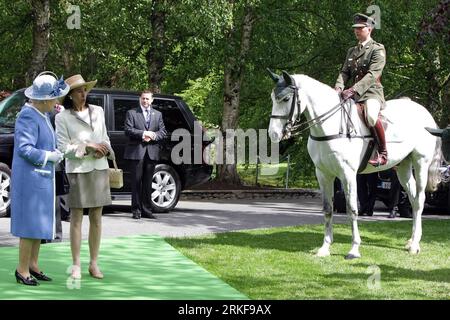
[47,150,64,163]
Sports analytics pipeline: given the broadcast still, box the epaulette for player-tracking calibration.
[372,41,385,49]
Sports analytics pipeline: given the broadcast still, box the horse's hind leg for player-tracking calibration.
[397,156,426,254]
[395,158,417,250]
[408,156,430,254]
[316,169,334,257]
[341,173,361,259]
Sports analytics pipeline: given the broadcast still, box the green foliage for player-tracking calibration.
[177,71,223,126]
[0,0,447,183]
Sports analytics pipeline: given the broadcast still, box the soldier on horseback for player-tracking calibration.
[335,13,387,166]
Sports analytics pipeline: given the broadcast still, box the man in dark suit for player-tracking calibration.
[124,90,167,219]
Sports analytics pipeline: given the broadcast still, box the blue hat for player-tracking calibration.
[24,71,70,101]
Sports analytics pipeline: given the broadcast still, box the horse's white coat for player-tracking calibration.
[269,74,441,258]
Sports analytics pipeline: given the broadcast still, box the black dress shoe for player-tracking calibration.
[132,212,141,219]
[144,213,156,219]
[15,270,39,286]
[142,208,156,219]
[29,269,52,281]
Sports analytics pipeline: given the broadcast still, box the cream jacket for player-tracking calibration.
[55,104,115,173]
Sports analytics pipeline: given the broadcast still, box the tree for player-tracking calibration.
[216,2,256,184]
[146,0,169,93]
[417,0,450,126]
[26,0,50,84]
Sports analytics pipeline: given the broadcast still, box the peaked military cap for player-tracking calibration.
[352,13,376,28]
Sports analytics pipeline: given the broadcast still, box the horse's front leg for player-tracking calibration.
[341,173,361,259]
[315,169,334,257]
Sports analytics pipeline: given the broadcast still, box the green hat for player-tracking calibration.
[352,13,376,28]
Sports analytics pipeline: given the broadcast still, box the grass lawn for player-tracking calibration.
[166,220,450,300]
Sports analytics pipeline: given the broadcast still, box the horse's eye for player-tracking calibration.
[283,96,290,102]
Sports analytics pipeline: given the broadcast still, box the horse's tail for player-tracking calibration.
[426,136,442,192]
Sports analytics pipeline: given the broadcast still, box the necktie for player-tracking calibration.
[145,109,151,128]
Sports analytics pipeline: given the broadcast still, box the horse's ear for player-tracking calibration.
[266,68,280,83]
[425,127,443,137]
[282,70,294,86]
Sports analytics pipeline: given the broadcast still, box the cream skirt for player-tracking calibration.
[67,170,111,208]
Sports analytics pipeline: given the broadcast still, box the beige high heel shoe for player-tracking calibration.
[88,264,104,279]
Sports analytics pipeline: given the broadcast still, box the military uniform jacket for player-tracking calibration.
[335,39,386,103]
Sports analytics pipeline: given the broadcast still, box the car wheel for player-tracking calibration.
[0,163,11,218]
[144,164,181,213]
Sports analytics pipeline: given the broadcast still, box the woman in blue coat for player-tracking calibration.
[10,71,69,286]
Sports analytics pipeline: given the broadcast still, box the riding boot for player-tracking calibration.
[368,118,388,166]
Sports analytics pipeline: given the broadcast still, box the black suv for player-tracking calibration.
[0,88,213,217]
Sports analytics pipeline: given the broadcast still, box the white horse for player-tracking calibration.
[268,70,442,259]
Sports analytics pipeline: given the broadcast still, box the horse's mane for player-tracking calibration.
[292,74,336,96]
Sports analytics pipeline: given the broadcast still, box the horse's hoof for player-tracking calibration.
[408,245,421,255]
[405,239,413,250]
[316,249,330,257]
[345,253,361,260]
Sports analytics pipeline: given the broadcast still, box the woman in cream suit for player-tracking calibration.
[55,74,114,280]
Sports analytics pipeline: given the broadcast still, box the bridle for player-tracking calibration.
[269,85,301,138]
[270,84,350,139]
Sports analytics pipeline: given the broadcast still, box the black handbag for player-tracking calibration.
[55,163,70,196]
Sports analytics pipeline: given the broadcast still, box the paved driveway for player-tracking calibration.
[1,196,448,247]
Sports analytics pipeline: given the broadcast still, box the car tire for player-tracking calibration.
[144,164,181,213]
[0,163,11,218]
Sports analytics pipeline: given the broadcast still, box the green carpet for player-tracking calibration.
[0,235,247,300]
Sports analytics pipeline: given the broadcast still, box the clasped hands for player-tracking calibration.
[86,142,109,159]
[143,131,156,143]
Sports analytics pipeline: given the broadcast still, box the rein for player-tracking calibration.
[270,85,372,141]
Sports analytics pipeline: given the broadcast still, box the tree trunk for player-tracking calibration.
[26,0,50,85]
[146,0,167,93]
[216,6,255,184]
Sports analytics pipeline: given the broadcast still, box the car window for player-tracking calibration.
[0,91,27,128]
[112,97,139,131]
[87,95,105,108]
[112,97,190,133]
[153,99,191,133]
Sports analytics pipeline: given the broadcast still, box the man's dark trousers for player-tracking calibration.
[130,149,156,218]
